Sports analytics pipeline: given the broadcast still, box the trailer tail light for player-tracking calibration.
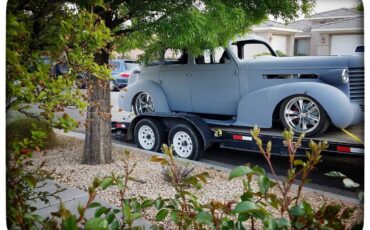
[232,135,252,141]
[120,72,130,78]
[336,146,364,153]
[115,123,125,128]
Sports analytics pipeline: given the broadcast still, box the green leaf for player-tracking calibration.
[341,207,356,219]
[325,171,346,178]
[196,211,213,225]
[156,209,169,221]
[258,175,270,194]
[85,218,109,230]
[233,201,258,214]
[106,213,115,224]
[63,215,78,230]
[276,217,290,228]
[141,199,154,209]
[89,202,101,209]
[343,178,360,188]
[123,205,132,222]
[111,220,120,230]
[132,213,142,221]
[263,217,278,230]
[100,177,113,190]
[252,165,266,175]
[154,199,164,210]
[289,204,305,217]
[95,207,109,217]
[24,175,37,189]
[170,211,179,224]
[229,166,253,180]
[293,159,304,166]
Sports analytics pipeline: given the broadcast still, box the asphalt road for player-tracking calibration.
[70,91,364,198]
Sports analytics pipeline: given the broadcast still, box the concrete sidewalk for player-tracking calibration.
[31,180,151,228]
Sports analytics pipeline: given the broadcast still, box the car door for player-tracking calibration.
[189,48,240,115]
[159,50,192,112]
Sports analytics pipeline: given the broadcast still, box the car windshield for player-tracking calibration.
[124,61,140,71]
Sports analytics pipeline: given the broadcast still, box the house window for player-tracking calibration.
[294,38,310,56]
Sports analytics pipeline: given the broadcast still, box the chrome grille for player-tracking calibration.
[349,68,364,111]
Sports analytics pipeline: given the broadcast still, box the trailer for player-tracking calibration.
[111,112,364,160]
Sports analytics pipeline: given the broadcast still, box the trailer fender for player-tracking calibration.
[118,80,171,113]
[234,82,354,128]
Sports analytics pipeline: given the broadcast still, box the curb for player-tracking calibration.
[54,129,361,205]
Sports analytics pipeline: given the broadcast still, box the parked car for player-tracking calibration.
[109,59,140,91]
[118,36,364,137]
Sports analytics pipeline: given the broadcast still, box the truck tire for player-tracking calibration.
[134,118,165,152]
[168,123,203,160]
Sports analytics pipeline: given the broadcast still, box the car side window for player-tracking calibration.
[243,43,273,59]
[195,47,230,64]
[164,49,187,65]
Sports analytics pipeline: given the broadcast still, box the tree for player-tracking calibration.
[6,0,110,128]
[77,0,315,165]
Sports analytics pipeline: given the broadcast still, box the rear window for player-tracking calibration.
[124,61,139,70]
[110,61,121,71]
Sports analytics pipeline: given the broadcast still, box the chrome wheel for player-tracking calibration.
[172,131,193,158]
[283,96,320,133]
[137,125,155,150]
[134,93,154,115]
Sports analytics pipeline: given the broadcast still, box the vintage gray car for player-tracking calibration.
[118,36,364,137]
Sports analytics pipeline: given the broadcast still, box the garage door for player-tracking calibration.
[330,34,363,55]
[271,35,288,55]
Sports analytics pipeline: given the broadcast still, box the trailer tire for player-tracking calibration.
[168,124,203,160]
[134,118,164,152]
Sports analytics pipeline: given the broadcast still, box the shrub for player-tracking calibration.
[6,117,57,150]
[275,50,286,57]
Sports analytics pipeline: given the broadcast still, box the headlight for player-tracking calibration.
[341,69,349,84]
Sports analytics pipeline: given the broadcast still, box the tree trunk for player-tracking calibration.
[83,48,113,165]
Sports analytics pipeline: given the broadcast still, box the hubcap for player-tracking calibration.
[138,125,155,150]
[284,97,320,133]
[135,93,154,115]
[173,131,193,158]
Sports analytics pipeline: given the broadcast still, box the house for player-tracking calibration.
[252,8,364,56]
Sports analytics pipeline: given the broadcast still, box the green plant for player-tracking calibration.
[6,117,57,150]
[162,164,194,184]
[42,129,359,229]
[275,50,287,57]
[42,150,155,230]
[7,127,65,229]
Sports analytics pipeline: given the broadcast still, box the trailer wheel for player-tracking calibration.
[168,124,203,160]
[134,118,164,152]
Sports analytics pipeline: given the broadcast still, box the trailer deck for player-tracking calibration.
[112,114,364,159]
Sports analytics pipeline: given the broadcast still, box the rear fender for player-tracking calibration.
[118,80,171,113]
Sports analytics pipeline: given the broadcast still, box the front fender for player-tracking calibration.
[234,82,353,128]
[118,80,171,113]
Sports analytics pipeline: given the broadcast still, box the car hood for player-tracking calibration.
[242,55,363,70]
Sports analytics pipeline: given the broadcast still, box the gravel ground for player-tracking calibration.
[32,135,363,229]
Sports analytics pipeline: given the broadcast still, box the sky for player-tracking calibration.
[313,0,362,13]
[270,0,362,21]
